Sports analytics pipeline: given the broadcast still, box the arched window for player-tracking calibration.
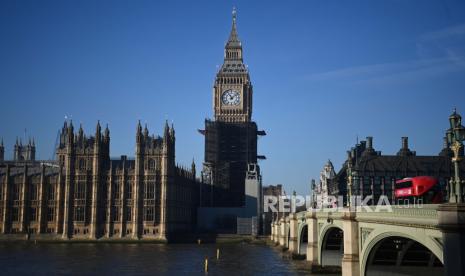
[79,159,86,170]
[149,159,156,170]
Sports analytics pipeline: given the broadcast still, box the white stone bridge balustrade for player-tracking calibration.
[270,204,465,276]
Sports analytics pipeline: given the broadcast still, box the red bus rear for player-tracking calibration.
[395,176,443,204]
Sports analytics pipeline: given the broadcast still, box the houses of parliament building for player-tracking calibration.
[0,121,199,240]
[0,9,264,240]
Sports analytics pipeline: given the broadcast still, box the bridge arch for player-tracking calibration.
[361,229,443,276]
[297,222,308,255]
[318,223,344,267]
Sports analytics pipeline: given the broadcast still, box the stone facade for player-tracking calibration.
[312,160,336,207]
[262,184,283,235]
[14,139,35,161]
[332,136,465,204]
[0,121,200,241]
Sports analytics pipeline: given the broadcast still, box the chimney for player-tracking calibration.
[397,136,414,156]
[402,137,409,150]
[366,136,373,149]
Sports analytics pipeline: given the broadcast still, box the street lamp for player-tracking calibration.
[347,151,353,208]
[447,109,465,203]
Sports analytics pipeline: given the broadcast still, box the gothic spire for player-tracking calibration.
[78,123,84,138]
[170,123,175,138]
[143,123,149,138]
[96,120,101,134]
[69,120,74,131]
[104,124,110,139]
[227,7,240,46]
[191,158,196,172]
[137,120,142,134]
[164,120,170,138]
[224,7,243,62]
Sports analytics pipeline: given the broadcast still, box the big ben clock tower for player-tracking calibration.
[213,8,252,123]
[200,8,265,207]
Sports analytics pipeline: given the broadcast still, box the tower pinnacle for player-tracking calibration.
[227,7,241,48]
[232,6,237,23]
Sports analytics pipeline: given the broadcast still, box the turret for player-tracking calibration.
[12,136,36,161]
[169,124,175,140]
[78,124,84,144]
[163,120,170,141]
[27,137,36,161]
[95,120,101,140]
[136,120,143,155]
[14,137,20,160]
[104,124,110,142]
[143,124,149,138]
[67,120,74,147]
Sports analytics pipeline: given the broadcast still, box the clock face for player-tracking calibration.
[221,90,240,106]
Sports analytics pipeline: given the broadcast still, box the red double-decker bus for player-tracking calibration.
[395,176,443,204]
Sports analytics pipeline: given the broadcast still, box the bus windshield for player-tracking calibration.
[396,180,412,189]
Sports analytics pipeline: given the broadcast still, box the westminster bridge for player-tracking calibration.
[271,204,465,276]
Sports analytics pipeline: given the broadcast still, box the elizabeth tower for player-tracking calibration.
[201,9,265,207]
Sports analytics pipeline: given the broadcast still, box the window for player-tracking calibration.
[114,180,121,199]
[75,182,86,199]
[396,181,413,189]
[112,207,120,222]
[73,206,85,222]
[12,207,19,222]
[47,184,56,201]
[29,207,38,222]
[126,207,132,221]
[144,180,155,199]
[47,206,55,222]
[149,159,156,170]
[13,184,21,201]
[126,181,133,199]
[29,183,39,200]
[79,159,86,170]
[144,206,154,221]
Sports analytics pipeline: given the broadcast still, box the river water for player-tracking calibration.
[0,242,322,275]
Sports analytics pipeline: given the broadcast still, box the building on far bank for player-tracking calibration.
[311,160,336,207]
[332,133,465,205]
[0,121,200,241]
[262,184,283,235]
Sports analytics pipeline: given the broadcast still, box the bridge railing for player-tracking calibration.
[293,204,439,228]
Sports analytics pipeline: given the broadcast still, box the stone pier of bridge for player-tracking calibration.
[271,204,465,276]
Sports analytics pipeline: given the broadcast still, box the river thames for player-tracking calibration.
[0,242,331,275]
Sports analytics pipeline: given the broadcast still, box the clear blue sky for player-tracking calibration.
[1,0,465,196]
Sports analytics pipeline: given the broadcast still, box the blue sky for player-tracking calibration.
[1,0,465,196]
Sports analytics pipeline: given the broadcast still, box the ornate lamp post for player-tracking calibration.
[447,109,465,203]
[347,153,353,208]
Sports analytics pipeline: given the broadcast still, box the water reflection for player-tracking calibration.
[0,242,326,275]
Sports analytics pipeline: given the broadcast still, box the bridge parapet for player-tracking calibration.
[271,204,465,276]
[355,204,439,228]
